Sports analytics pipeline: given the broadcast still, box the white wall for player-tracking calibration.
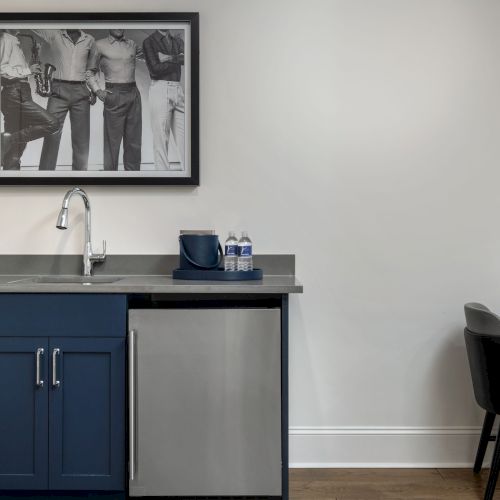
[1,0,499,466]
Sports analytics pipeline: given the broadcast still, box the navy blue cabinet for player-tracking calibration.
[0,338,49,490]
[49,337,125,490]
[0,295,127,493]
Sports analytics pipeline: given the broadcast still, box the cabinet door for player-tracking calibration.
[0,337,48,490]
[48,337,125,491]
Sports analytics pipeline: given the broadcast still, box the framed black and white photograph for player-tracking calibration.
[0,12,199,185]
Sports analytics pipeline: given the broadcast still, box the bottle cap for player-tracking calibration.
[229,231,236,237]
[242,231,248,237]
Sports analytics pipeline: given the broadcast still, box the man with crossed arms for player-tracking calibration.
[143,29,185,170]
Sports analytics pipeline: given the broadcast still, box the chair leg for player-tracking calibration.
[475,412,496,474]
[484,431,500,500]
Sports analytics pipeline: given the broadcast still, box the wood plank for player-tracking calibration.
[290,468,500,500]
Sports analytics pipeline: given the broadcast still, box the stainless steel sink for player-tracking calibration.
[7,276,123,285]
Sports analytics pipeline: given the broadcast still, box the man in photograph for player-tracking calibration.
[87,29,142,171]
[143,29,184,170]
[0,30,60,170]
[32,28,97,171]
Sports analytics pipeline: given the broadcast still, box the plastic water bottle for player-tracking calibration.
[224,231,238,271]
[237,231,253,271]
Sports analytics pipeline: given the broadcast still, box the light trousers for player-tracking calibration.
[149,80,184,170]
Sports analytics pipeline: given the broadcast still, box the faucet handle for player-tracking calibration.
[91,240,107,262]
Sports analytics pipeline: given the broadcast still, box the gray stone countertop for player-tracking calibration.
[0,274,303,294]
[0,255,303,294]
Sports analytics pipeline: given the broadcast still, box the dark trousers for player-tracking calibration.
[103,83,141,171]
[1,81,60,170]
[39,81,90,171]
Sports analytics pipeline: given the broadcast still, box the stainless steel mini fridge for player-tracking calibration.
[128,308,282,497]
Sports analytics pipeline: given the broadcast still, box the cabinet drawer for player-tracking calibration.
[0,294,126,337]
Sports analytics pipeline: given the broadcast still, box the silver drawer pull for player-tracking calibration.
[52,348,60,387]
[36,348,44,388]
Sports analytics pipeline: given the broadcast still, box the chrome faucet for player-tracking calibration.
[56,187,106,276]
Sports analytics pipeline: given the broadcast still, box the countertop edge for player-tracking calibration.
[0,275,303,294]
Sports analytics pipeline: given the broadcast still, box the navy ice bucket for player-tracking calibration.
[179,234,223,270]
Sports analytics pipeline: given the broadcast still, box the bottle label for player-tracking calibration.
[238,245,252,257]
[225,244,238,256]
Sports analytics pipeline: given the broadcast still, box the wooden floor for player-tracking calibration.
[290,469,500,499]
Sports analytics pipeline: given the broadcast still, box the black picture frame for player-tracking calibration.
[0,12,199,185]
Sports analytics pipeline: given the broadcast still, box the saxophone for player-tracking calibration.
[16,33,56,98]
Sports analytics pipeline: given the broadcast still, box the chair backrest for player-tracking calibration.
[464,303,500,414]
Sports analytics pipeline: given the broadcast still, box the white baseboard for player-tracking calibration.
[289,426,491,468]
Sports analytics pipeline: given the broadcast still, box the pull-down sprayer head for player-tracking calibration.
[56,207,69,230]
[56,187,89,230]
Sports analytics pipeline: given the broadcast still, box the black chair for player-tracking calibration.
[464,302,500,500]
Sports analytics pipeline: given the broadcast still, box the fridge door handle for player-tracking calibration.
[129,330,137,481]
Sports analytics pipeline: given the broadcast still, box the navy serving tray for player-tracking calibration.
[172,268,263,281]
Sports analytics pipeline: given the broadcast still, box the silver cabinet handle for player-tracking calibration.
[129,330,137,481]
[52,348,60,387]
[36,348,44,388]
